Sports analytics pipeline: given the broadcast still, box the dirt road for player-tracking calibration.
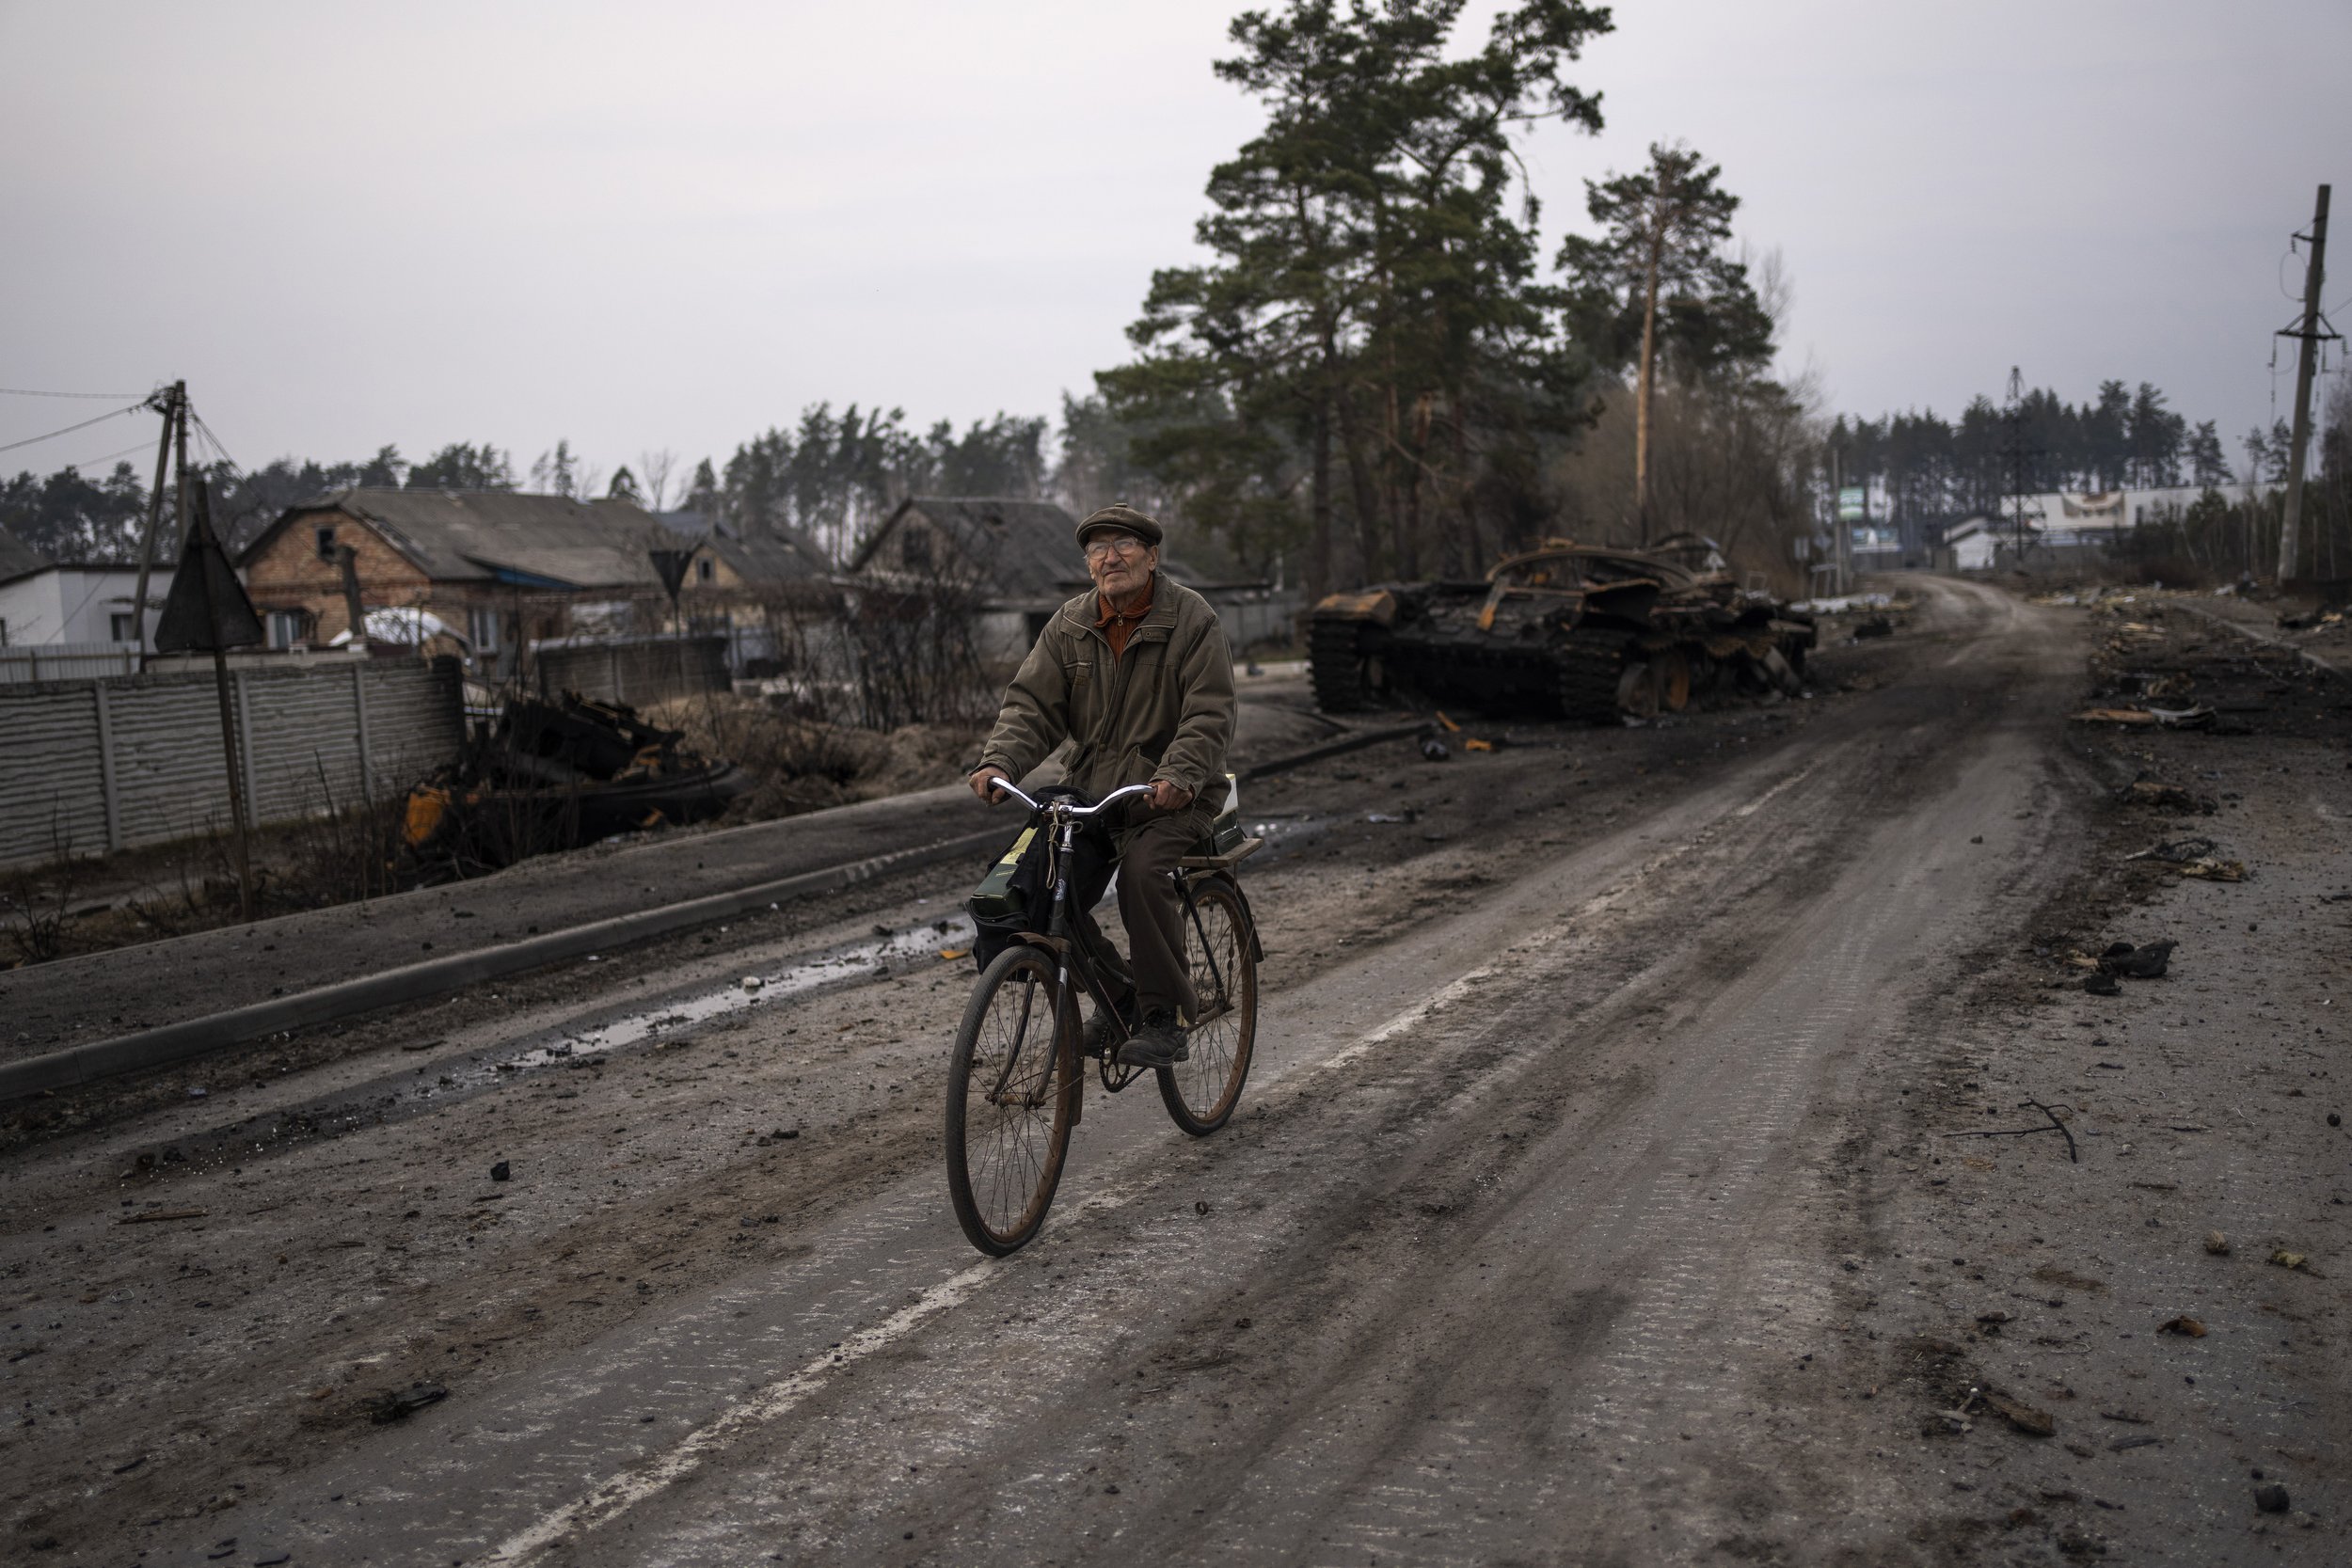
[6,577,2344,1565]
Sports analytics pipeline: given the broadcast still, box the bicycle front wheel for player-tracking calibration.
[1159,877,1258,1135]
[946,944,1078,1255]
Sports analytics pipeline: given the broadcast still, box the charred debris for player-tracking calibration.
[403,692,748,876]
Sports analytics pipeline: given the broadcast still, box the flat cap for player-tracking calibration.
[1074,503,1163,548]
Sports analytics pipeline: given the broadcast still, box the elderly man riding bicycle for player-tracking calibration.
[966,503,1236,1070]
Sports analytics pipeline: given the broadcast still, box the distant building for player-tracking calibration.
[850,496,1300,669]
[0,528,149,646]
[656,508,843,678]
[1939,483,2277,572]
[240,488,696,673]
[655,509,834,598]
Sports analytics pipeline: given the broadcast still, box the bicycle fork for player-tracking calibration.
[979,820,1080,1114]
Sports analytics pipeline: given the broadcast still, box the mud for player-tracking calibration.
[2,578,2344,1566]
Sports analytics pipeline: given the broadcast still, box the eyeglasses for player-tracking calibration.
[1082,536,1148,561]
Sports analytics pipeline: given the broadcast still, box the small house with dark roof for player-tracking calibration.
[849,496,1302,669]
[655,509,834,595]
[850,498,1124,668]
[853,498,1090,607]
[240,488,694,668]
[654,508,848,680]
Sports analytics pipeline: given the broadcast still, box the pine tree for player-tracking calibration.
[1099,0,1612,589]
[1556,143,1760,541]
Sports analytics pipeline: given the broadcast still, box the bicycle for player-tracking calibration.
[945,779,1264,1256]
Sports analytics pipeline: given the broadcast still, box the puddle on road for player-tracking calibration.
[1246,815,1323,855]
[165,915,989,1164]
[429,914,978,1096]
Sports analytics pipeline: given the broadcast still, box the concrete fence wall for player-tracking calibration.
[0,657,464,870]
[1203,588,1306,651]
[0,641,142,685]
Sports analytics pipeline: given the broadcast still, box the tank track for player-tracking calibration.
[1308,619,1374,713]
[1551,626,1628,723]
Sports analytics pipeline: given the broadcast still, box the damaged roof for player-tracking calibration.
[243,488,691,590]
[658,509,834,583]
[851,497,1097,605]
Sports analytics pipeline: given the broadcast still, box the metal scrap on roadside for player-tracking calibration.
[402,692,750,874]
[2070,705,2216,730]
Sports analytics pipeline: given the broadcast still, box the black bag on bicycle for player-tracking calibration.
[966,785,1115,971]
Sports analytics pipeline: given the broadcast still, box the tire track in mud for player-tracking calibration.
[547,592,2090,1567]
[89,578,2090,1568]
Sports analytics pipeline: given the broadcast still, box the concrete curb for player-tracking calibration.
[3,720,1437,1102]
[1240,721,1426,781]
[0,827,1005,1101]
[2169,602,2347,682]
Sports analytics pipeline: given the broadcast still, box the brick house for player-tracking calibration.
[240,488,694,673]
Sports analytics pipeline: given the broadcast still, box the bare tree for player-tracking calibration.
[638,449,680,512]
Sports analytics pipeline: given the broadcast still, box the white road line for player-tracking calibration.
[485,1259,998,1564]
[486,758,1823,1562]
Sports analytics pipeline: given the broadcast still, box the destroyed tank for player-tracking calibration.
[1308,533,1815,721]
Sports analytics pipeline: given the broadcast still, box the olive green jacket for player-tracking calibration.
[977,574,1235,812]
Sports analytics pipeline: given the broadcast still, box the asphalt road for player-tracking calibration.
[10,578,2340,1565]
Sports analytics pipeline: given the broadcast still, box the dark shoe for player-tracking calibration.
[1118,1010,1189,1069]
[1083,994,1138,1057]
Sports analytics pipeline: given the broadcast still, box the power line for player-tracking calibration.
[190,412,246,479]
[0,402,147,456]
[0,387,152,400]
[36,436,160,474]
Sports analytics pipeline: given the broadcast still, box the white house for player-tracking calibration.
[0,559,151,647]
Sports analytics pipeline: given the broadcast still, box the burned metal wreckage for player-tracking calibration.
[401,692,748,875]
[1308,534,1817,721]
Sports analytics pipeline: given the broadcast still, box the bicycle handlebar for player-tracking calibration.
[984,779,1156,817]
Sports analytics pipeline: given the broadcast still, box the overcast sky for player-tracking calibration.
[3,1,2346,493]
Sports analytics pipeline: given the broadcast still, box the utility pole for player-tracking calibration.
[173,389,192,556]
[1830,449,1851,596]
[153,480,265,922]
[1633,211,1664,546]
[2277,183,2334,584]
[129,380,184,660]
[2002,367,2038,568]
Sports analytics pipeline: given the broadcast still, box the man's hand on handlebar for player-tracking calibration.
[967,769,1186,813]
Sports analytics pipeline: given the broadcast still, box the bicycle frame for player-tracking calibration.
[981,778,1261,1107]
[984,780,1154,1103]
[950,780,1264,1253]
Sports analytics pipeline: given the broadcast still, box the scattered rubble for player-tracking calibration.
[2116,780,2216,814]
[2096,941,2174,979]
[363,1382,448,1423]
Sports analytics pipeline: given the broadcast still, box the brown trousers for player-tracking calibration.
[1073,803,1215,1022]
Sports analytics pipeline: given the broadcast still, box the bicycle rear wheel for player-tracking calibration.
[1159,877,1258,1135]
[946,944,1078,1255]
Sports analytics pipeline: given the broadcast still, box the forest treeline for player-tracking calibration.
[5,0,2342,589]
[1826,384,2316,530]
